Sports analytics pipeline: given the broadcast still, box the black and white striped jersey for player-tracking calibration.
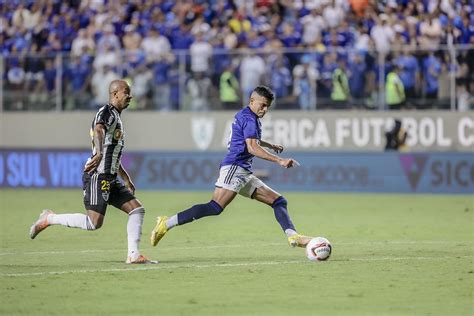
[85,104,124,175]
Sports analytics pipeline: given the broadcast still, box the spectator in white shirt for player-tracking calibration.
[440,0,457,18]
[71,29,95,56]
[370,15,395,55]
[96,24,121,53]
[141,28,171,62]
[300,8,326,45]
[91,65,120,108]
[11,3,29,29]
[190,32,213,74]
[93,43,120,71]
[419,14,442,50]
[355,24,371,51]
[22,2,41,30]
[122,24,142,51]
[323,0,345,29]
[130,64,153,110]
[240,49,265,105]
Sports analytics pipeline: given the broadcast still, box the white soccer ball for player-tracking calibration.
[306,237,332,262]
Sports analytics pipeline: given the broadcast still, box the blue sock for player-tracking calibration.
[177,200,224,225]
[272,196,296,232]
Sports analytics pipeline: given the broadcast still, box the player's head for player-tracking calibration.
[249,85,274,118]
[109,79,132,111]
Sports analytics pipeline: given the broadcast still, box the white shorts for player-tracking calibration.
[215,165,267,198]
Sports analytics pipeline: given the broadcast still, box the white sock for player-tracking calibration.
[48,213,95,230]
[285,229,297,237]
[166,215,178,230]
[127,207,145,259]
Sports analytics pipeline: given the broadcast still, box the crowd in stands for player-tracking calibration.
[1,0,473,111]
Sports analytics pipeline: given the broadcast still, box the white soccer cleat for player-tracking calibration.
[29,210,54,239]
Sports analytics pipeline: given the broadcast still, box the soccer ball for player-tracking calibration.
[305,237,332,262]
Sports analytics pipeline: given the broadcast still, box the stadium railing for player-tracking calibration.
[1,45,472,112]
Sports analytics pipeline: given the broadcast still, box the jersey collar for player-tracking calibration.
[245,106,258,119]
[108,104,121,116]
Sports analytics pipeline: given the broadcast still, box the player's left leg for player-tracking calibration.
[151,164,244,247]
[248,180,311,248]
[111,182,157,264]
[174,187,236,226]
[169,166,243,228]
[29,209,99,239]
[150,187,237,247]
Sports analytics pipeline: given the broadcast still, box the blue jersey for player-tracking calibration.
[396,55,419,89]
[221,106,261,171]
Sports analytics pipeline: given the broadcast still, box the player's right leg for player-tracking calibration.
[250,180,312,248]
[29,172,106,239]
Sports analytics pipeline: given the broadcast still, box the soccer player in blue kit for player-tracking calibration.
[151,85,312,248]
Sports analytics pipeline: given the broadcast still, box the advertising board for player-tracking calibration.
[1,149,472,194]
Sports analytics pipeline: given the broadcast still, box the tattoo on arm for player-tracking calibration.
[94,124,105,155]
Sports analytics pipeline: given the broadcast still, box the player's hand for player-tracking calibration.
[84,153,103,173]
[271,144,284,154]
[278,158,300,168]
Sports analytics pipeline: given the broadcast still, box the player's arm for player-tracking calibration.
[118,163,135,194]
[246,138,298,168]
[259,139,284,154]
[84,123,105,173]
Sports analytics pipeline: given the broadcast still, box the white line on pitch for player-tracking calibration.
[0,244,266,256]
[0,240,472,257]
[1,260,304,277]
[1,256,472,278]
[348,256,472,261]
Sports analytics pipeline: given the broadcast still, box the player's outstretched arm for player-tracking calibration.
[246,138,299,168]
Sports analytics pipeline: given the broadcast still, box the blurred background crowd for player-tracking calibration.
[1,0,473,111]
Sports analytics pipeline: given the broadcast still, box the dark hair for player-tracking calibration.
[252,85,274,102]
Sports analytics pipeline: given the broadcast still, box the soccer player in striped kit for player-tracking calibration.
[29,80,156,264]
[151,85,312,249]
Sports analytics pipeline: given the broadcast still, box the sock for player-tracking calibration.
[177,200,223,225]
[272,196,296,232]
[127,207,145,260]
[166,215,178,230]
[285,229,298,237]
[48,213,96,230]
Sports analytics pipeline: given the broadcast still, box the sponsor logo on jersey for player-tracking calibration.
[114,129,123,140]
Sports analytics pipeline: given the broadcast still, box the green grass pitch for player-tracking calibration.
[1,189,473,315]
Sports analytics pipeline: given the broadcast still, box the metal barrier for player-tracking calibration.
[1,45,473,112]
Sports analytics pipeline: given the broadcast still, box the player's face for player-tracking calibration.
[250,94,272,118]
[116,85,133,111]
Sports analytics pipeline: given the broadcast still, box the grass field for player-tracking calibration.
[1,189,473,315]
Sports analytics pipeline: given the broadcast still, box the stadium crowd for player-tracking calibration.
[1,0,473,111]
